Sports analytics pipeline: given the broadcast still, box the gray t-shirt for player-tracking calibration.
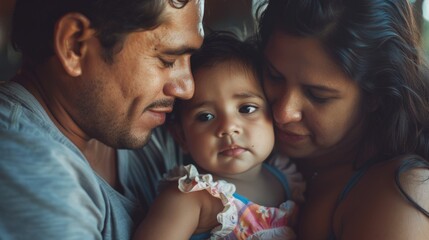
[0,81,183,240]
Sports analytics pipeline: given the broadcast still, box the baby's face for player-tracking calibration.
[178,60,275,177]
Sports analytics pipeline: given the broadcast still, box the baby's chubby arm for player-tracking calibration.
[133,183,222,240]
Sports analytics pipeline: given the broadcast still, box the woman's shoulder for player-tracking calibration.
[364,154,429,211]
[344,154,429,211]
[363,154,429,194]
[335,154,429,239]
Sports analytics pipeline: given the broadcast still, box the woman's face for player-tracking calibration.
[263,31,365,161]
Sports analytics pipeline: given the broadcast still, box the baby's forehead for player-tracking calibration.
[193,59,260,81]
[193,60,261,86]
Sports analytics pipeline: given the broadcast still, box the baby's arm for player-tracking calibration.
[133,184,202,240]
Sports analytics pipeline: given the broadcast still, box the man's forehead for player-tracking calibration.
[154,1,204,44]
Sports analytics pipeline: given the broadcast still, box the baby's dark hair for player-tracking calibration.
[169,31,262,123]
[190,31,261,75]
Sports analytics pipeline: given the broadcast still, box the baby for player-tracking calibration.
[134,32,305,240]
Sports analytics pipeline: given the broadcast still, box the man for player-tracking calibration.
[0,0,204,239]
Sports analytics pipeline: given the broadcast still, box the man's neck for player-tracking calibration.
[15,67,121,190]
[82,140,120,190]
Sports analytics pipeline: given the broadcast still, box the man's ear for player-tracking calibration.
[167,122,190,153]
[54,13,96,77]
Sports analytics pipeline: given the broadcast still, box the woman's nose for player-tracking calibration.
[272,91,303,125]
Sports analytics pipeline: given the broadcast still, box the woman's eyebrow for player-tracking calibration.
[265,58,340,94]
[264,59,282,75]
[306,85,340,94]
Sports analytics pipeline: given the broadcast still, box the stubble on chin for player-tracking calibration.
[114,129,153,149]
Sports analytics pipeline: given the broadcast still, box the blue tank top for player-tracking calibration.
[328,164,372,240]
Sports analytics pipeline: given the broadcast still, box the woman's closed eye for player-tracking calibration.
[305,89,333,104]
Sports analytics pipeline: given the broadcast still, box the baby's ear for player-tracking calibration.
[166,122,189,153]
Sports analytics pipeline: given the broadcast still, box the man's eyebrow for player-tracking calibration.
[162,46,199,55]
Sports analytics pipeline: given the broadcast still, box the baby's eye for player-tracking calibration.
[196,112,215,122]
[239,105,258,114]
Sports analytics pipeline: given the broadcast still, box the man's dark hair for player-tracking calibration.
[11,0,190,63]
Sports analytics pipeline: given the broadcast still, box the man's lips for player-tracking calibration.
[144,107,173,125]
[148,107,173,114]
[144,98,175,114]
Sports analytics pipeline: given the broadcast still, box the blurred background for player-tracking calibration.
[1,0,429,80]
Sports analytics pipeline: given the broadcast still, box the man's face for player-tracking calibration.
[73,0,204,148]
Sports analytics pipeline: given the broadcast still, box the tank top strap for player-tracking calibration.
[263,163,292,199]
[328,162,373,240]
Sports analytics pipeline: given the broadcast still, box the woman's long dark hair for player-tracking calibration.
[258,0,429,215]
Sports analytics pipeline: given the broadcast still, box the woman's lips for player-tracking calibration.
[276,130,308,143]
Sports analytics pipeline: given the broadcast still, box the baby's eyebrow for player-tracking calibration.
[182,100,212,112]
[233,92,265,100]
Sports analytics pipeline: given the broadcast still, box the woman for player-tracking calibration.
[258,0,429,239]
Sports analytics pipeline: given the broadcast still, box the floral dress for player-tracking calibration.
[162,157,306,240]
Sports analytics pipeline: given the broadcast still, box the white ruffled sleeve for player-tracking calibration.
[160,164,239,238]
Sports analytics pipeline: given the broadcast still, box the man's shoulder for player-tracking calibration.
[0,125,93,190]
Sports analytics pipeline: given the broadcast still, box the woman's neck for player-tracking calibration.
[295,136,376,182]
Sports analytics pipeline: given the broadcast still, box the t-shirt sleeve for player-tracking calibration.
[0,131,104,240]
